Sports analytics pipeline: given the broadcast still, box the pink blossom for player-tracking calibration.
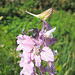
[16,34,34,52]
[20,61,34,75]
[41,47,54,62]
[16,20,57,75]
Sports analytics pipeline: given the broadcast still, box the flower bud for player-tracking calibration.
[26,8,53,20]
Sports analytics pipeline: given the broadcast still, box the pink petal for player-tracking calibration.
[23,51,30,62]
[48,62,57,74]
[23,45,33,52]
[41,47,54,62]
[16,34,34,52]
[19,57,24,67]
[31,53,35,60]
[16,45,23,51]
[35,55,41,67]
[32,38,43,47]
[20,62,34,75]
[40,66,45,73]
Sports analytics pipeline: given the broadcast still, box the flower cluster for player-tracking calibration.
[16,20,57,75]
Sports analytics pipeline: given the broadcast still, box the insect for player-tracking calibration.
[32,28,39,38]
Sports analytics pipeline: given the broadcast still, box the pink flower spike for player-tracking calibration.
[16,19,58,75]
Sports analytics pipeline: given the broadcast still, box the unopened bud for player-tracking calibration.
[26,8,53,20]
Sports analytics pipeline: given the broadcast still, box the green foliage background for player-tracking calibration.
[0,0,75,75]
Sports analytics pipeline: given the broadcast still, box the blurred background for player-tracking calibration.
[0,0,75,75]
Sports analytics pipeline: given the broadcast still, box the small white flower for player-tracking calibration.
[44,27,56,38]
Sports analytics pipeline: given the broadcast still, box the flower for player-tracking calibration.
[16,34,35,52]
[44,27,56,38]
[41,47,54,62]
[20,61,34,75]
[39,20,57,46]
[26,8,53,20]
[16,20,57,75]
